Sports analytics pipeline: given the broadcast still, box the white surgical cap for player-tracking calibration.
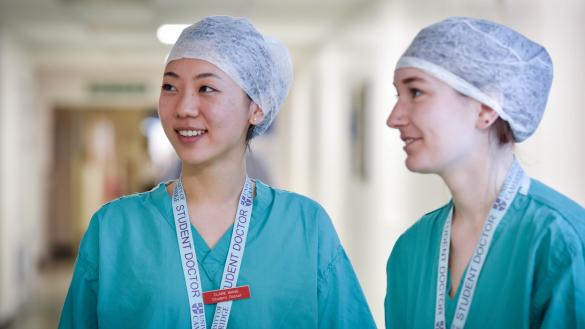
[166,16,293,137]
[396,17,553,142]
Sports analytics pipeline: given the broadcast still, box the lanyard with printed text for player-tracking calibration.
[172,176,254,329]
[434,159,529,329]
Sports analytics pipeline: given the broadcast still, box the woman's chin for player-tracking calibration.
[177,152,212,167]
[405,156,434,174]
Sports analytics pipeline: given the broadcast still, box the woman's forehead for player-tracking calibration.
[394,67,433,85]
[163,58,243,90]
[393,68,459,94]
[165,58,225,76]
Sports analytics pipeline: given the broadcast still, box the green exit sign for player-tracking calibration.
[88,82,147,95]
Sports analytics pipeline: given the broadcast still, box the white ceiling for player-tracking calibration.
[0,0,379,72]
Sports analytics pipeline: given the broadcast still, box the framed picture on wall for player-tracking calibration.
[350,80,369,182]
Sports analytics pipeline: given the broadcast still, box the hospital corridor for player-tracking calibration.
[1,0,584,328]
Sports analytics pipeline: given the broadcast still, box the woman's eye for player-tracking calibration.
[199,85,216,93]
[161,84,176,92]
[410,88,422,98]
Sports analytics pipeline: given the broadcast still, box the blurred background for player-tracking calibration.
[0,0,584,327]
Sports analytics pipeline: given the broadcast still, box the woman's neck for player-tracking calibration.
[442,146,514,229]
[180,156,248,206]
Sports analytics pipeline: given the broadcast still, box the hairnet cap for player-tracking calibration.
[166,16,293,137]
[396,17,553,142]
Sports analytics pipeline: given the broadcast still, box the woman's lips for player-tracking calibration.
[402,137,421,152]
[176,128,208,143]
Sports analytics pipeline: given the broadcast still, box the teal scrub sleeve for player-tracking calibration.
[59,257,99,329]
[531,223,585,328]
[317,246,377,329]
[384,236,407,329]
[59,214,101,329]
[315,207,376,329]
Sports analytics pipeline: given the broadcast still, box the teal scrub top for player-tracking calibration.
[385,179,585,329]
[59,180,376,329]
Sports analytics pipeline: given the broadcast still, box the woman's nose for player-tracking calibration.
[176,91,200,118]
[386,101,407,129]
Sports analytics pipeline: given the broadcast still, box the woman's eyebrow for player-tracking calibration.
[399,76,428,85]
[163,71,179,78]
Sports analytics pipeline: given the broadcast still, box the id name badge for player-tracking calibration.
[203,286,251,304]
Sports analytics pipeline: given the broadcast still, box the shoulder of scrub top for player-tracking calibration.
[523,178,585,243]
[397,201,452,246]
[254,178,333,220]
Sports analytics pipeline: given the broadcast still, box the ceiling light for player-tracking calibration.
[156,24,189,45]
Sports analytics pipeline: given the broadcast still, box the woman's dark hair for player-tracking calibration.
[245,95,257,144]
[492,118,515,145]
[246,126,256,142]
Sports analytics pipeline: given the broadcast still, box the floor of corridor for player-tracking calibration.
[5,260,73,329]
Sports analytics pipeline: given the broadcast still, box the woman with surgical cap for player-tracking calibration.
[59,16,376,329]
[384,17,585,328]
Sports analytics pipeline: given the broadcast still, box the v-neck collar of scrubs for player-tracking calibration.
[150,179,271,283]
[440,197,516,318]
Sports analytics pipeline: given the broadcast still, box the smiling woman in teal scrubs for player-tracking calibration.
[59,16,375,329]
[384,17,585,328]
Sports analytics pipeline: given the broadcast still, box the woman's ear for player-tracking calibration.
[248,102,266,126]
[476,104,500,130]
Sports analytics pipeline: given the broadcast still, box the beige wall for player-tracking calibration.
[0,32,51,322]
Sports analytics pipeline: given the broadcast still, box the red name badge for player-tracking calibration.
[203,286,251,304]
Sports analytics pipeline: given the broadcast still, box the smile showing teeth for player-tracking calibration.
[178,129,207,137]
[404,138,417,145]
